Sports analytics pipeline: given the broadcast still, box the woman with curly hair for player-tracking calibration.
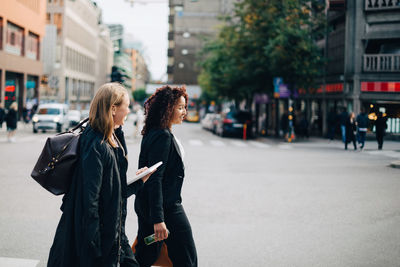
[133,85,198,267]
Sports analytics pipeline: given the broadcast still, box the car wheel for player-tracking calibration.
[33,128,38,133]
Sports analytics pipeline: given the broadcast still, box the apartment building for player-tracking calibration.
[126,48,150,91]
[43,0,113,109]
[293,1,400,135]
[167,0,235,85]
[0,0,46,114]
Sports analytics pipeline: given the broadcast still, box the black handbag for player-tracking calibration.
[30,118,89,195]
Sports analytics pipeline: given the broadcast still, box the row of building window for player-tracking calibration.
[66,47,95,75]
[0,17,40,60]
[68,78,94,99]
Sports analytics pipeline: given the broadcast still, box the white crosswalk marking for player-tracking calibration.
[278,144,293,150]
[0,257,39,267]
[248,141,271,148]
[230,140,248,147]
[188,139,204,146]
[210,140,226,147]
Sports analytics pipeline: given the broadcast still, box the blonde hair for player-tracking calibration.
[89,83,128,147]
[10,102,18,111]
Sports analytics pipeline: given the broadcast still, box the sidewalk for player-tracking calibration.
[255,135,400,168]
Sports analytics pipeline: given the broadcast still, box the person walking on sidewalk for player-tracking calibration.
[339,107,348,144]
[0,103,5,129]
[6,102,18,142]
[375,112,387,150]
[48,83,154,267]
[134,85,198,267]
[345,112,357,150]
[356,108,369,149]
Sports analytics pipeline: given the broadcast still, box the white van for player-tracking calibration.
[32,103,69,133]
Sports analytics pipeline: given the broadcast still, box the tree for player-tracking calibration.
[198,0,326,102]
[133,88,147,103]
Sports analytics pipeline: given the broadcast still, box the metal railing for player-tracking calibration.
[365,0,400,11]
[363,54,400,72]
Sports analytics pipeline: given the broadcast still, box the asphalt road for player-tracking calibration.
[0,116,399,267]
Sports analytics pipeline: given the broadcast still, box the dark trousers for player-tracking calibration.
[135,204,197,267]
[358,131,366,148]
[376,133,384,149]
[345,135,357,150]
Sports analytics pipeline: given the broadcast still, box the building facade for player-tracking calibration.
[0,0,46,115]
[167,0,235,85]
[296,1,400,136]
[43,0,113,109]
[126,48,150,91]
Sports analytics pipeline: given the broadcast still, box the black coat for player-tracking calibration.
[346,118,357,140]
[0,108,5,124]
[375,117,387,136]
[6,109,17,129]
[135,128,185,224]
[48,125,143,267]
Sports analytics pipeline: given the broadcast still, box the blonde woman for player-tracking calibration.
[6,102,18,142]
[48,83,154,267]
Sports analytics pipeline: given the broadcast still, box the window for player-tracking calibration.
[46,13,51,24]
[53,13,63,36]
[0,17,3,50]
[6,22,24,56]
[27,32,40,60]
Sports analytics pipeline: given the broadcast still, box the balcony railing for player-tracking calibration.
[363,54,400,72]
[365,0,400,11]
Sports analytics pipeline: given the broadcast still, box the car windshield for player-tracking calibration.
[69,111,80,116]
[226,111,251,122]
[38,108,60,115]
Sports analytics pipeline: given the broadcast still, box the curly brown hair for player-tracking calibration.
[141,85,188,135]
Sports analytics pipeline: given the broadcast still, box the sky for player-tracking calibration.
[94,0,169,82]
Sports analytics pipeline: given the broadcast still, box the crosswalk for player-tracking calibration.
[3,134,399,159]
[0,257,39,267]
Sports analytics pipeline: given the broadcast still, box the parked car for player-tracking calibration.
[201,113,216,131]
[214,110,253,138]
[68,110,81,127]
[32,103,69,133]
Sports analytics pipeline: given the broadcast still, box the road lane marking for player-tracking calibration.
[278,144,293,150]
[0,257,39,267]
[230,140,248,147]
[248,141,271,148]
[188,139,204,146]
[209,140,226,147]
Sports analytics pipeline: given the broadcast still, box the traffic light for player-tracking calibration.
[111,66,123,83]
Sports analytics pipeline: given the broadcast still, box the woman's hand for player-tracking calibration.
[154,222,169,241]
[135,167,150,183]
[136,166,158,183]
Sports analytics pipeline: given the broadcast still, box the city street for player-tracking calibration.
[1,115,400,267]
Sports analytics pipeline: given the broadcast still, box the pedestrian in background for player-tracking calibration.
[345,112,357,150]
[356,108,369,149]
[6,102,18,142]
[0,103,5,129]
[134,85,198,267]
[375,112,387,150]
[339,107,348,143]
[48,83,154,267]
[281,110,288,139]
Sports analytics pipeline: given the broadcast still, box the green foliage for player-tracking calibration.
[132,88,147,103]
[198,0,326,101]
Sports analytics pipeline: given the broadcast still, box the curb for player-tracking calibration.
[389,161,400,169]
